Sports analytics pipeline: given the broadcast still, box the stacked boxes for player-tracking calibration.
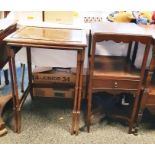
[33,67,86,99]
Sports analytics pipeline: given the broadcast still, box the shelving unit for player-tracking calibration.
[139,25,155,118]
[139,62,155,114]
[0,15,16,136]
[87,22,152,134]
[4,26,87,135]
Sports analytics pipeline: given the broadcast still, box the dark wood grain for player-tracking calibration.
[87,22,152,134]
[4,26,86,135]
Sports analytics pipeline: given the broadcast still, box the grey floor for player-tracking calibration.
[1,95,155,144]
[1,66,155,144]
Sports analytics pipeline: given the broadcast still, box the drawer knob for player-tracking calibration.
[114,81,118,88]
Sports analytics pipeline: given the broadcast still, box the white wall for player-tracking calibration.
[7,11,153,70]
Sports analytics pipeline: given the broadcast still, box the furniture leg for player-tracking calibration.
[75,50,85,135]
[129,43,151,134]
[26,47,33,99]
[8,59,17,132]
[20,63,25,93]
[86,56,94,133]
[131,42,139,66]
[11,56,21,133]
[128,90,141,134]
[0,94,12,136]
[71,51,81,135]
[135,89,148,134]
[0,70,1,85]
[4,69,9,85]
[8,47,21,133]
[134,110,143,135]
[126,42,133,62]
[0,117,7,136]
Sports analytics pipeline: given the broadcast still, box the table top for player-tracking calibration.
[138,24,155,40]
[4,26,87,50]
[91,22,152,37]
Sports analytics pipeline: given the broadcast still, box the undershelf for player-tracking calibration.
[93,55,140,80]
[92,92,134,121]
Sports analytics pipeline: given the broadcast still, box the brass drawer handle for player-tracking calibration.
[114,81,118,88]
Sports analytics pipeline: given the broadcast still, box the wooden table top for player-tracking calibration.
[138,24,155,40]
[91,22,152,37]
[4,26,87,49]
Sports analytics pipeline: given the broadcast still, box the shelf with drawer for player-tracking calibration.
[92,55,140,91]
[87,22,152,134]
[92,78,139,91]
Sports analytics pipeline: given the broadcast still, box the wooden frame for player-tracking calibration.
[137,25,155,128]
[4,26,87,135]
[0,14,16,136]
[86,22,152,134]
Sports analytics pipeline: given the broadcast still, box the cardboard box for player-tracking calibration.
[32,67,87,99]
[33,87,74,98]
[33,67,76,84]
[33,87,86,99]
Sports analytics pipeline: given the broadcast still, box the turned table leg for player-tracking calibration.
[71,51,81,135]
[8,47,21,133]
[4,69,9,85]
[75,50,85,135]
[0,94,12,136]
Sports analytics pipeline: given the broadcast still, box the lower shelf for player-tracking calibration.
[91,92,134,122]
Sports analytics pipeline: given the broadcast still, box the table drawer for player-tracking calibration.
[92,79,139,90]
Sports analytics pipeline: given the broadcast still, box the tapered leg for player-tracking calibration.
[75,50,85,135]
[86,59,93,133]
[128,91,141,134]
[9,59,17,132]
[0,94,12,136]
[20,63,25,93]
[8,47,21,133]
[0,70,1,85]
[27,47,33,100]
[12,57,21,133]
[71,51,81,135]
[87,83,92,132]
[4,69,9,85]
[134,89,148,135]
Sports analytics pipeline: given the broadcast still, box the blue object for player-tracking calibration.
[136,17,148,25]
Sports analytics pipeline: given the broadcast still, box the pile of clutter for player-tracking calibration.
[107,11,155,24]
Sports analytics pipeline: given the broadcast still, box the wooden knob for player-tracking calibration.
[114,81,118,88]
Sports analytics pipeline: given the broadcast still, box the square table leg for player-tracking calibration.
[71,51,81,135]
[8,47,21,133]
[26,47,33,100]
[74,49,85,135]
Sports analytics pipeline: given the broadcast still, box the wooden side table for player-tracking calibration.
[0,94,12,136]
[87,22,152,134]
[4,26,87,135]
[137,25,155,125]
[0,23,16,136]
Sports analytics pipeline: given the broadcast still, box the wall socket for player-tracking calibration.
[84,16,103,23]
